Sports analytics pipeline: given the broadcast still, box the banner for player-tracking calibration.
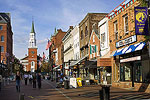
[135,7,148,35]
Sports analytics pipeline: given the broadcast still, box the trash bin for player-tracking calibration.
[64,80,69,89]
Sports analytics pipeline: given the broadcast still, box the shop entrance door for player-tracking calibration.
[97,68,101,84]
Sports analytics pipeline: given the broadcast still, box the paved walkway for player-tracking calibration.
[0,80,150,100]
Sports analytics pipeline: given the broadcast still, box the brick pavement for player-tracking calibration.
[0,80,150,100]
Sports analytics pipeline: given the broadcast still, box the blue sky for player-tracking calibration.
[0,0,124,59]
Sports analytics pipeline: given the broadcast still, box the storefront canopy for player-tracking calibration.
[113,42,146,56]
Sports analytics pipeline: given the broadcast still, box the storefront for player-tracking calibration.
[112,41,150,92]
[97,58,112,85]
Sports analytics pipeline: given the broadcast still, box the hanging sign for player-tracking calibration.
[135,7,148,35]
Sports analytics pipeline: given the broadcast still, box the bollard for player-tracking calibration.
[19,93,24,100]
[99,89,103,100]
[100,85,111,100]
[102,87,110,100]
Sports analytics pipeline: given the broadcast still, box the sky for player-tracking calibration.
[0,0,125,59]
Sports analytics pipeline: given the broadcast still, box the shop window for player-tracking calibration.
[120,63,131,81]
[114,21,118,40]
[123,14,129,35]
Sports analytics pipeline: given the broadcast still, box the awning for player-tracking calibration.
[113,42,146,56]
[70,54,89,67]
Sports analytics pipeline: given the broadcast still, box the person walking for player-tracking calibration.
[33,73,36,88]
[16,71,21,92]
[24,73,28,85]
[29,74,33,84]
[37,73,41,89]
[0,74,2,91]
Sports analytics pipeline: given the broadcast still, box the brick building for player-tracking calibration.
[49,28,66,80]
[0,13,13,67]
[108,0,150,93]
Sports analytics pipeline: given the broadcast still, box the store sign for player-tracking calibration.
[120,56,141,63]
[116,35,136,48]
[135,7,148,35]
[65,63,69,69]
[97,58,111,66]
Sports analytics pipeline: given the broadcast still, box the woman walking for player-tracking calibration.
[16,71,21,92]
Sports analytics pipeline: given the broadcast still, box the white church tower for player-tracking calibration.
[28,21,37,72]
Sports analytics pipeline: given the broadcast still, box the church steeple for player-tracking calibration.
[29,20,37,48]
[31,21,35,33]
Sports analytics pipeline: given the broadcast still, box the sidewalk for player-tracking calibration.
[0,80,150,100]
[49,80,150,100]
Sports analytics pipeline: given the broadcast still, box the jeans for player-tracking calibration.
[16,80,20,92]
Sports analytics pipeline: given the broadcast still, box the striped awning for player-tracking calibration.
[113,42,146,56]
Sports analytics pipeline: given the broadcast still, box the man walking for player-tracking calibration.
[24,73,28,85]
[0,74,2,91]
[37,73,41,89]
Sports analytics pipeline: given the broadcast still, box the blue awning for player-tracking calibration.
[113,42,146,56]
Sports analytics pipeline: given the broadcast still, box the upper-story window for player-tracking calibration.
[101,33,105,48]
[85,26,88,37]
[114,21,118,40]
[93,35,95,43]
[1,46,4,52]
[81,30,83,40]
[124,14,129,35]
[0,25,3,30]
[1,36,4,42]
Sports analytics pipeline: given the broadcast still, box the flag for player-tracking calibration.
[46,39,52,50]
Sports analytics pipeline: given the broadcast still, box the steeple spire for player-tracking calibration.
[31,20,35,33]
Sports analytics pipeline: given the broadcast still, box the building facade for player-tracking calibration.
[108,0,150,93]
[62,26,74,76]
[49,28,66,80]
[0,13,13,66]
[97,17,112,85]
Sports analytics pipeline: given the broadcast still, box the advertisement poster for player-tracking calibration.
[70,78,77,88]
[76,78,82,87]
[135,7,148,35]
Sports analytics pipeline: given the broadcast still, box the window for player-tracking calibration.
[0,26,3,30]
[124,14,129,35]
[81,30,83,40]
[1,46,4,52]
[85,26,88,37]
[86,47,89,55]
[114,21,118,40]
[81,50,84,58]
[1,36,4,41]
[31,61,34,66]
[101,33,105,43]
[93,35,95,43]
[90,45,96,54]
